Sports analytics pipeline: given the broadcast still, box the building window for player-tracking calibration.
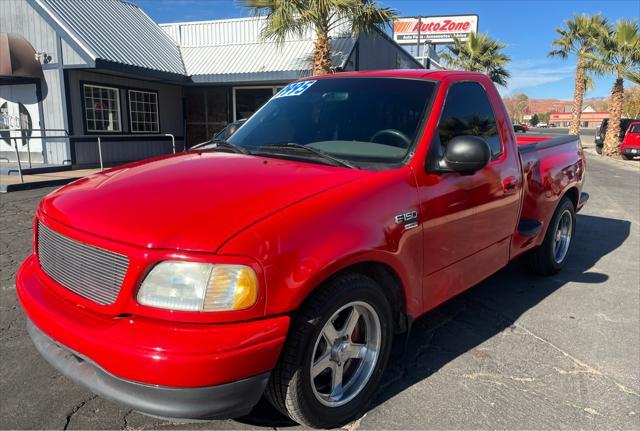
[233,86,282,121]
[129,90,159,133]
[83,84,121,132]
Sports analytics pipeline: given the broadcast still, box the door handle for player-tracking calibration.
[502,176,518,193]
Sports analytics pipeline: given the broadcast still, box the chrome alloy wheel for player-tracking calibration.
[309,301,381,407]
[553,209,573,263]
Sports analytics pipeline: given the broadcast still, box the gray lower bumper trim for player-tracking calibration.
[27,320,269,420]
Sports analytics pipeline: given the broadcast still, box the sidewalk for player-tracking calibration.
[0,168,101,192]
[580,138,640,172]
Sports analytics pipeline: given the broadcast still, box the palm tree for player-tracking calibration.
[439,32,510,86]
[245,0,396,76]
[586,19,640,157]
[549,14,609,136]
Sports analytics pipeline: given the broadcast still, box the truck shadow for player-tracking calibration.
[236,213,630,428]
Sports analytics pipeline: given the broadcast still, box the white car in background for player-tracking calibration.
[537,122,548,128]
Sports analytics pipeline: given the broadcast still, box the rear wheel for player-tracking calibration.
[522,196,576,275]
[596,145,603,155]
[266,274,393,428]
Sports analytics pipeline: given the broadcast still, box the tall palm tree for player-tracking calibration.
[586,19,640,157]
[245,0,396,76]
[439,32,510,87]
[549,14,609,136]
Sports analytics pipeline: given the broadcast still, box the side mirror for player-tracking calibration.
[438,135,491,174]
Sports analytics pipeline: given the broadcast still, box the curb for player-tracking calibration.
[581,144,639,172]
[0,177,80,193]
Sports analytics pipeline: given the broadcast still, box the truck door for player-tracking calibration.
[414,79,521,312]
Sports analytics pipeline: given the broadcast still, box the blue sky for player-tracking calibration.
[136,0,637,100]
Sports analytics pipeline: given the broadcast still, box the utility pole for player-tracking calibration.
[416,17,422,61]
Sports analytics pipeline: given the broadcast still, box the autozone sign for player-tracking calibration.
[393,15,478,45]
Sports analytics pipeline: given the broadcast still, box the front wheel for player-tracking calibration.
[622,154,635,160]
[265,274,393,428]
[521,196,576,275]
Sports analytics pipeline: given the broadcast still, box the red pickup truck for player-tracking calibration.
[17,70,587,428]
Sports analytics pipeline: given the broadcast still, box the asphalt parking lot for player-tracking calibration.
[1,148,638,430]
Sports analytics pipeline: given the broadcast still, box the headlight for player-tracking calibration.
[137,261,258,312]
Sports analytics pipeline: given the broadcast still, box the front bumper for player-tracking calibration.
[27,320,269,419]
[17,255,290,418]
[621,146,640,155]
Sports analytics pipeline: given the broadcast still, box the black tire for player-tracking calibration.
[596,145,603,155]
[521,196,576,275]
[265,273,393,428]
[622,154,635,160]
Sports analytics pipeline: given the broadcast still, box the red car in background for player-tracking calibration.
[620,121,640,160]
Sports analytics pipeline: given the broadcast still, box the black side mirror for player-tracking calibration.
[438,135,491,174]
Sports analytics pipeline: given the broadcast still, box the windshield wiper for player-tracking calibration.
[195,139,251,155]
[257,143,358,169]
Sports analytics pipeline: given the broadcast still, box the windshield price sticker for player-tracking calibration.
[274,80,317,98]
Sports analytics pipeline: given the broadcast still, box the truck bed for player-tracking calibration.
[516,134,578,150]
[511,134,586,258]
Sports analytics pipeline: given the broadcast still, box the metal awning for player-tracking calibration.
[0,33,43,79]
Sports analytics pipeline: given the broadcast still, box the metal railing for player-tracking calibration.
[2,130,180,183]
[1,129,70,169]
[71,134,177,171]
[1,129,70,184]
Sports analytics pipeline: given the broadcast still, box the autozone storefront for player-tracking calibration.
[392,15,478,67]
[550,111,609,128]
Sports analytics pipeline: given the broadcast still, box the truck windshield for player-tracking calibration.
[227,77,435,168]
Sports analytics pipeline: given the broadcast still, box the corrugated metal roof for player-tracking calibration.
[180,37,356,80]
[161,16,350,47]
[161,17,356,82]
[38,0,185,76]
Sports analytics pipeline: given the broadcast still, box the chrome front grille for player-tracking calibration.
[37,221,129,305]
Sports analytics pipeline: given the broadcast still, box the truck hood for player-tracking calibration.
[41,152,368,252]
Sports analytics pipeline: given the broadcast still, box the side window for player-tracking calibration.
[437,82,502,157]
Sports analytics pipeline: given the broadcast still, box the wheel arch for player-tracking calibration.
[538,186,579,241]
[563,186,580,209]
[303,260,410,334]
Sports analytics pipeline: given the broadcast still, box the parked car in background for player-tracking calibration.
[191,119,248,150]
[595,118,640,154]
[514,123,528,133]
[537,122,548,128]
[214,118,247,141]
[17,70,587,429]
[620,121,640,160]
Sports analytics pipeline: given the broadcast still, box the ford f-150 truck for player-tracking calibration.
[17,70,587,428]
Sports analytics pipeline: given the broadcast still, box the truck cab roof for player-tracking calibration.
[310,69,489,81]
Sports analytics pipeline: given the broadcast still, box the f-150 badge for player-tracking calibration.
[395,210,418,230]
